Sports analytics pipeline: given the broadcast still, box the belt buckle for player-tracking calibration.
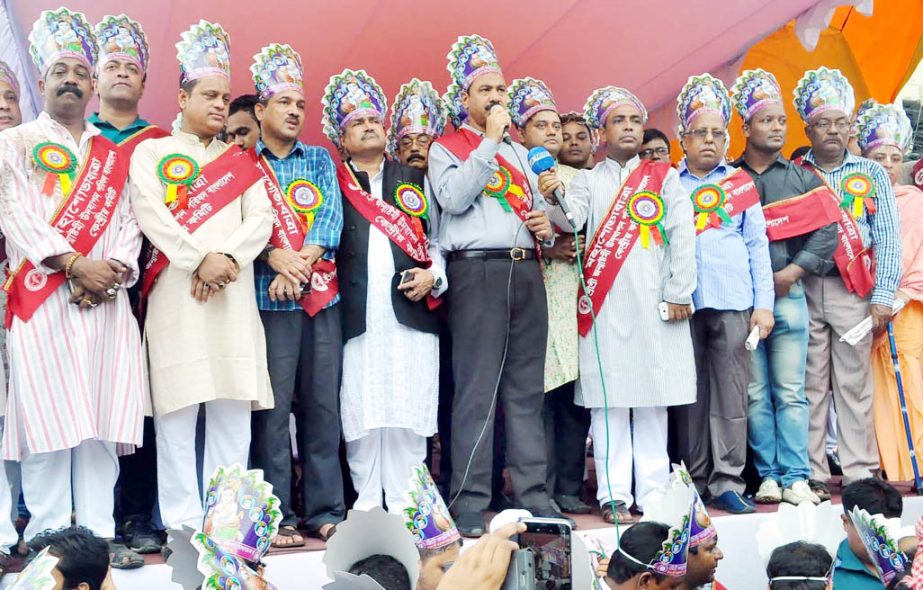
[510,247,526,261]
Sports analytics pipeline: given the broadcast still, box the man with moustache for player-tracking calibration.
[0,61,22,130]
[0,7,145,562]
[640,128,672,164]
[792,68,901,498]
[427,35,560,536]
[129,20,273,532]
[730,70,837,506]
[248,43,345,546]
[551,87,696,524]
[324,69,446,513]
[559,111,596,170]
[388,79,447,171]
[509,77,590,516]
[90,14,169,557]
[673,74,774,515]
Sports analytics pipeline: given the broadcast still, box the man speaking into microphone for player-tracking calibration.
[428,34,566,537]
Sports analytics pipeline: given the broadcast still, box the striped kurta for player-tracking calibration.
[566,156,698,408]
[0,112,145,460]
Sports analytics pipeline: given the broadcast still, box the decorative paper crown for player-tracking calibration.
[324,507,421,588]
[0,60,19,97]
[731,69,783,121]
[443,82,467,129]
[202,464,282,565]
[637,483,695,577]
[508,77,558,129]
[8,546,59,590]
[447,34,502,92]
[583,86,647,130]
[401,463,460,551]
[176,20,231,84]
[95,14,149,72]
[29,7,97,75]
[677,73,731,132]
[849,506,908,585]
[191,531,277,590]
[321,69,387,146]
[793,67,855,122]
[388,79,447,156]
[251,43,303,101]
[856,101,914,154]
[667,464,715,547]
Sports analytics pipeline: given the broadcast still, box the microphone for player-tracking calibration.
[528,146,575,226]
[487,103,512,145]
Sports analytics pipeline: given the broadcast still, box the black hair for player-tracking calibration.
[766,541,831,590]
[842,478,902,518]
[179,73,198,94]
[642,128,670,146]
[887,569,911,590]
[348,554,411,590]
[790,145,811,161]
[607,521,670,584]
[560,111,592,135]
[229,94,259,120]
[31,527,110,590]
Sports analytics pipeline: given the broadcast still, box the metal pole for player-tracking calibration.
[887,321,923,495]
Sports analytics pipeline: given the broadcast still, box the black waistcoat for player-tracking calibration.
[337,159,440,341]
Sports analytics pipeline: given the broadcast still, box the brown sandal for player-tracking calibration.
[601,503,635,525]
[271,525,306,549]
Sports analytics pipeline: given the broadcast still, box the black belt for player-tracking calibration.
[448,248,536,262]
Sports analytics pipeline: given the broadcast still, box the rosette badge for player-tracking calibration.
[840,172,875,219]
[394,182,428,239]
[34,142,78,196]
[158,154,200,210]
[285,179,324,233]
[690,184,732,231]
[628,191,669,248]
[482,166,524,212]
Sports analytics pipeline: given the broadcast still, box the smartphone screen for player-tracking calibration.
[518,521,572,590]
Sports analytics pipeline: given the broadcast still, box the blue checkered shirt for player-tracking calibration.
[254,139,343,311]
[803,150,902,306]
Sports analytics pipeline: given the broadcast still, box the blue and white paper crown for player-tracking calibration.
[95,14,149,72]
[677,73,731,132]
[793,67,855,122]
[176,20,231,84]
[583,86,647,130]
[29,7,97,75]
[251,43,303,101]
[388,79,447,156]
[321,69,387,147]
[855,101,914,154]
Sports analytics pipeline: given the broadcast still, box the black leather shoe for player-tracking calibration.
[525,506,577,530]
[455,511,486,538]
[554,494,592,515]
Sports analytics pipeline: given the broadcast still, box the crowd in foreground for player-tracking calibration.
[1,5,923,590]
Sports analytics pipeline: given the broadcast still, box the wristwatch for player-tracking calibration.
[433,275,444,290]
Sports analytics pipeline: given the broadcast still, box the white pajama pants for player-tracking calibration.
[590,407,669,510]
[21,439,118,541]
[155,400,251,530]
[345,428,426,513]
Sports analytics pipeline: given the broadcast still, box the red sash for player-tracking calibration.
[117,125,170,156]
[693,169,761,235]
[436,128,534,223]
[140,147,265,299]
[256,155,339,316]
[4,136,128,326]
[336,162,442,310]
[799,161,875,297]
[577,160,672,336]
[913,158,923,191]
[762,186,842,242]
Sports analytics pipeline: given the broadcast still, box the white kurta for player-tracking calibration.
[129,131,273,416]
[0,113,145,459]
[339,160,446,442]
[567,156,697,409]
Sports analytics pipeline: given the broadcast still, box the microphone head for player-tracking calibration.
[528,146,556,174]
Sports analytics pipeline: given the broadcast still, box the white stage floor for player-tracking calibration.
[6,496,923,589]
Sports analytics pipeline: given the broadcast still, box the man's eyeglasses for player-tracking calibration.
[685,128,727,142]
[810,119,851,132]
[639,147,670,158]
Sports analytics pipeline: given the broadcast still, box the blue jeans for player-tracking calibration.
[747,281,811,487]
